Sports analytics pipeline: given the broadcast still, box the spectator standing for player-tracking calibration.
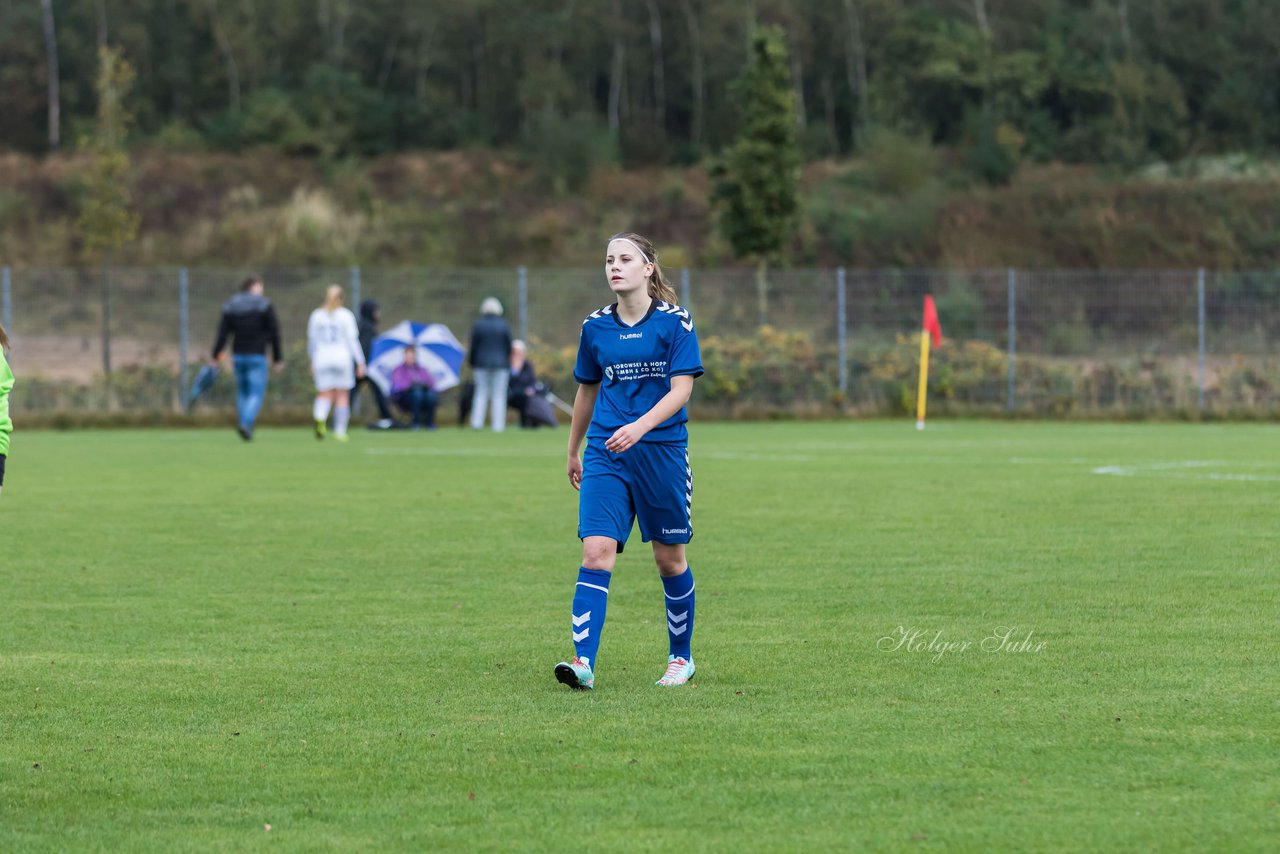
[353,299,394,429]
[307,284,366,442]
[210,277,282,441]
[468,297,513,432]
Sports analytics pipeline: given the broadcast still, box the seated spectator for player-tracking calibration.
[507,340,558,428]
[507,340,539,427]
[390,346,438,430]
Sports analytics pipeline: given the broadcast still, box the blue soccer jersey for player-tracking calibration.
[574,300,703,443]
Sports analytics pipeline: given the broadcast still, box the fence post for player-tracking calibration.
[1197,267,1206,412]
[680,268,691,308]
[350,265,362,312]
[2,267,10,337]
[837,267,847,408]
[179,267,189,412]
[517,265,528,341]
[1007,267,1017,412]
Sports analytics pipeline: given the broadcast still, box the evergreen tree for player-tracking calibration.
[712,25,800,325]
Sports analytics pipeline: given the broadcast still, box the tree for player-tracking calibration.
[78,46,140,408]
[712,25,800,325]
[677,0,704,149]
[203,0,242,114]
[39,0,60,149]
[841,0,868,148]
[607,0,625,134]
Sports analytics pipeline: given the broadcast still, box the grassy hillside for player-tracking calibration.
[2,149,1278,269]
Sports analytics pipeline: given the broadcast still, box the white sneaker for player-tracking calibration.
[655,656,695,686]
[554,657,594,690]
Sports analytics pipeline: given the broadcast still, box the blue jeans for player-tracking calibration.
[233,354,269,431]
[393,386,438,428]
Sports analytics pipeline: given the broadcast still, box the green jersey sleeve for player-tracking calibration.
[0,350,13,457]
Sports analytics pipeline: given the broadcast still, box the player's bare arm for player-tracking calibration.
[604,374,694,454]
[567,382,600,489]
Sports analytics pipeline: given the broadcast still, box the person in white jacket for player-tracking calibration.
[307,284,366,441]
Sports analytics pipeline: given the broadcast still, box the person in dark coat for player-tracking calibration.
[507,339,541,428]
[467,297,513,432]
[210,277,282,441]
[352,299,394,428]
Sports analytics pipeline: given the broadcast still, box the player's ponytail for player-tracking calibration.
[648,261,678,305]
[611,231,679,305]
[322,284,344,312]
[0,321,9,352]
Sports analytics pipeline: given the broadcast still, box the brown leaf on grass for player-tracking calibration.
[468,792,475,801]
[264,824,272,832]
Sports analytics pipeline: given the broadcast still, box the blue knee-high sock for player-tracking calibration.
[662,567,695,660]
[571,568,611,668]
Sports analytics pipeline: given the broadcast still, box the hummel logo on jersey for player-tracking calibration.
[661,527,689,535]
[619,332,643,340]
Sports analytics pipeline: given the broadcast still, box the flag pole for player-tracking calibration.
[916,330,930,430]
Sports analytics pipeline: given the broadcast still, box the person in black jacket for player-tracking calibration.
[468,296,513,432]
[210,277,282,441]
[351,299,394,428]
[507,339,539,427]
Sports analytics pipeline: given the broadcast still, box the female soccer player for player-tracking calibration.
[0,322,13,497]
[307,284,366,442]
[555,232,703,690]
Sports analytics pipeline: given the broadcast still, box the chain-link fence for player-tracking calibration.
[2,266,1277,418]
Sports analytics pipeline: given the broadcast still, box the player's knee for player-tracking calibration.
[653,551,687,576]
[581,541,617,571]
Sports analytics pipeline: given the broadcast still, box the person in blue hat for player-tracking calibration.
[353,299,395,429]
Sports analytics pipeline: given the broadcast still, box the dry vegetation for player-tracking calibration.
[1,150,1278,270]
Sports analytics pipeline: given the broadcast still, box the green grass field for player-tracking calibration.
[2,421,1276,851]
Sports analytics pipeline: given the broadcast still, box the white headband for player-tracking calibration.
[609,237,651,264]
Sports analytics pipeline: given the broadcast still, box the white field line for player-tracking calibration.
[365,447,537,458]
[364,447,816,462]
[1091,460,1280,482]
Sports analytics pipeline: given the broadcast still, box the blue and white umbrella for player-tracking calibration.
[368,321,466,395]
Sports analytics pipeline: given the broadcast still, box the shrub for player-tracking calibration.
[523,111,618,196]
[862,127,938,195]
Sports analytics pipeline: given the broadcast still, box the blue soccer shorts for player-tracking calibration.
[578,440,693,553]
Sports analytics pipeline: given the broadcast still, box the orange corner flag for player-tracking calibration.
[923,295,943,348]
[916,295,942,429]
